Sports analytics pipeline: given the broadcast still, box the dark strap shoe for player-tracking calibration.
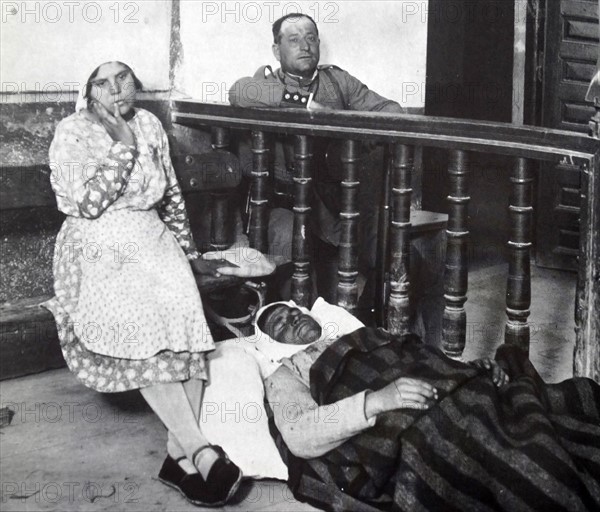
[158,451,242,507]
[201,445,244,504]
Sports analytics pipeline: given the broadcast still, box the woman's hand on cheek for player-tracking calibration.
[92,101,136,147]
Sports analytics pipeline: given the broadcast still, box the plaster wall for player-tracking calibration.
[178,0,429,109]
[1,0,172,95]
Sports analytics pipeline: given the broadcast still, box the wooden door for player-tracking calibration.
[536,0,598,270]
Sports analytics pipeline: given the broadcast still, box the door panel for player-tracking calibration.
[536,0,598,270]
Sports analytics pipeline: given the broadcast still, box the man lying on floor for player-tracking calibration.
[203,300,600,512]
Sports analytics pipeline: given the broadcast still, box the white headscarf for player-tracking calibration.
[75,57,140,112]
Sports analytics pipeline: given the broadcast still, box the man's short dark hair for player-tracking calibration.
[256,303,283,333]
[272,13,319,44]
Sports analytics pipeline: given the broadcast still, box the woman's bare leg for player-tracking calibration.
[140,381,217,478]
[183,377,205,418]
[166,379,210,473]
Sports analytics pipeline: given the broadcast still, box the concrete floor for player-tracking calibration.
[0,263,576,511]
[462,262,576,383]
[0,366,317,512]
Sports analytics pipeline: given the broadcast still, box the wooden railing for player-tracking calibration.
[171,100,600,380]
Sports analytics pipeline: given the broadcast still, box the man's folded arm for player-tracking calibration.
[338,69,405,113]
[228,76,285,108]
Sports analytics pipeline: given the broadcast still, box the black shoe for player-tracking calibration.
[192,445,243,505]
[205,445,244,504]
[158,454,241,507]
[158,449,243,507]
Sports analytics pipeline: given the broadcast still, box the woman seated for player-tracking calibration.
[251,302,600,512]
[45,58,272,507]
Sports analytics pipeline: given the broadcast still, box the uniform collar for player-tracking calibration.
[277,68,319,88]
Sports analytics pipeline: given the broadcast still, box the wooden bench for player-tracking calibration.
[0,102,245,379]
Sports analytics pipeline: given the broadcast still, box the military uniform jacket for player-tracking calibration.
[229,65,404,113]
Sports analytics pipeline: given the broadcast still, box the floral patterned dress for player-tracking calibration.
[44,108,214,392]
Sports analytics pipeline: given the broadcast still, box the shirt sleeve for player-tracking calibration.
[156,125,199,259]
[265,366,376,459]
[336,69,405,113]
[49,120,136,219]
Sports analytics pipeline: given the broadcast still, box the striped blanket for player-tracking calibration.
[274,328,600,511]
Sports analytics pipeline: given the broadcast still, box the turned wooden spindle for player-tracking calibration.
[443,150,470,358]
[291,135,313,307]
[211,127,229,150]
[505,157,533,352]
[375,145,392,327]
[210,190,231,251]
[210,128,232,250]
[249,131,269,253]
[387,144,414,335]
[337,139,360,312]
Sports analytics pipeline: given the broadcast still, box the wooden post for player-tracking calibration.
[337,139,360,312]
[574,155,600,381]
[387,144,413,335]
[505,157,533,351]
[443,150,470,358]
[291,135,313,307]
[512,0,528,125]
[575,7,600,379]
[575,15,600,380]
[249,130,269,252]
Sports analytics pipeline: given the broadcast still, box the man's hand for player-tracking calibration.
[307,99,332,111]
[202,247,275,277]
[92,101,136,147]
[470,358,510,388]
[365,377,438,418]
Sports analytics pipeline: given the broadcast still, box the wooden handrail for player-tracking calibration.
[171,100,599,162]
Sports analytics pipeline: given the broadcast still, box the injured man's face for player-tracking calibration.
[260,304,322,345]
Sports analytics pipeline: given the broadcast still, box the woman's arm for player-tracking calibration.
[49,118,136,219]
[155,123,237,276]
[265,366,437,459]
[156,126,200,260]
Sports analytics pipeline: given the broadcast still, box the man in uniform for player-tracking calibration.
[229,13,403,113]
[229,13,404,320]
